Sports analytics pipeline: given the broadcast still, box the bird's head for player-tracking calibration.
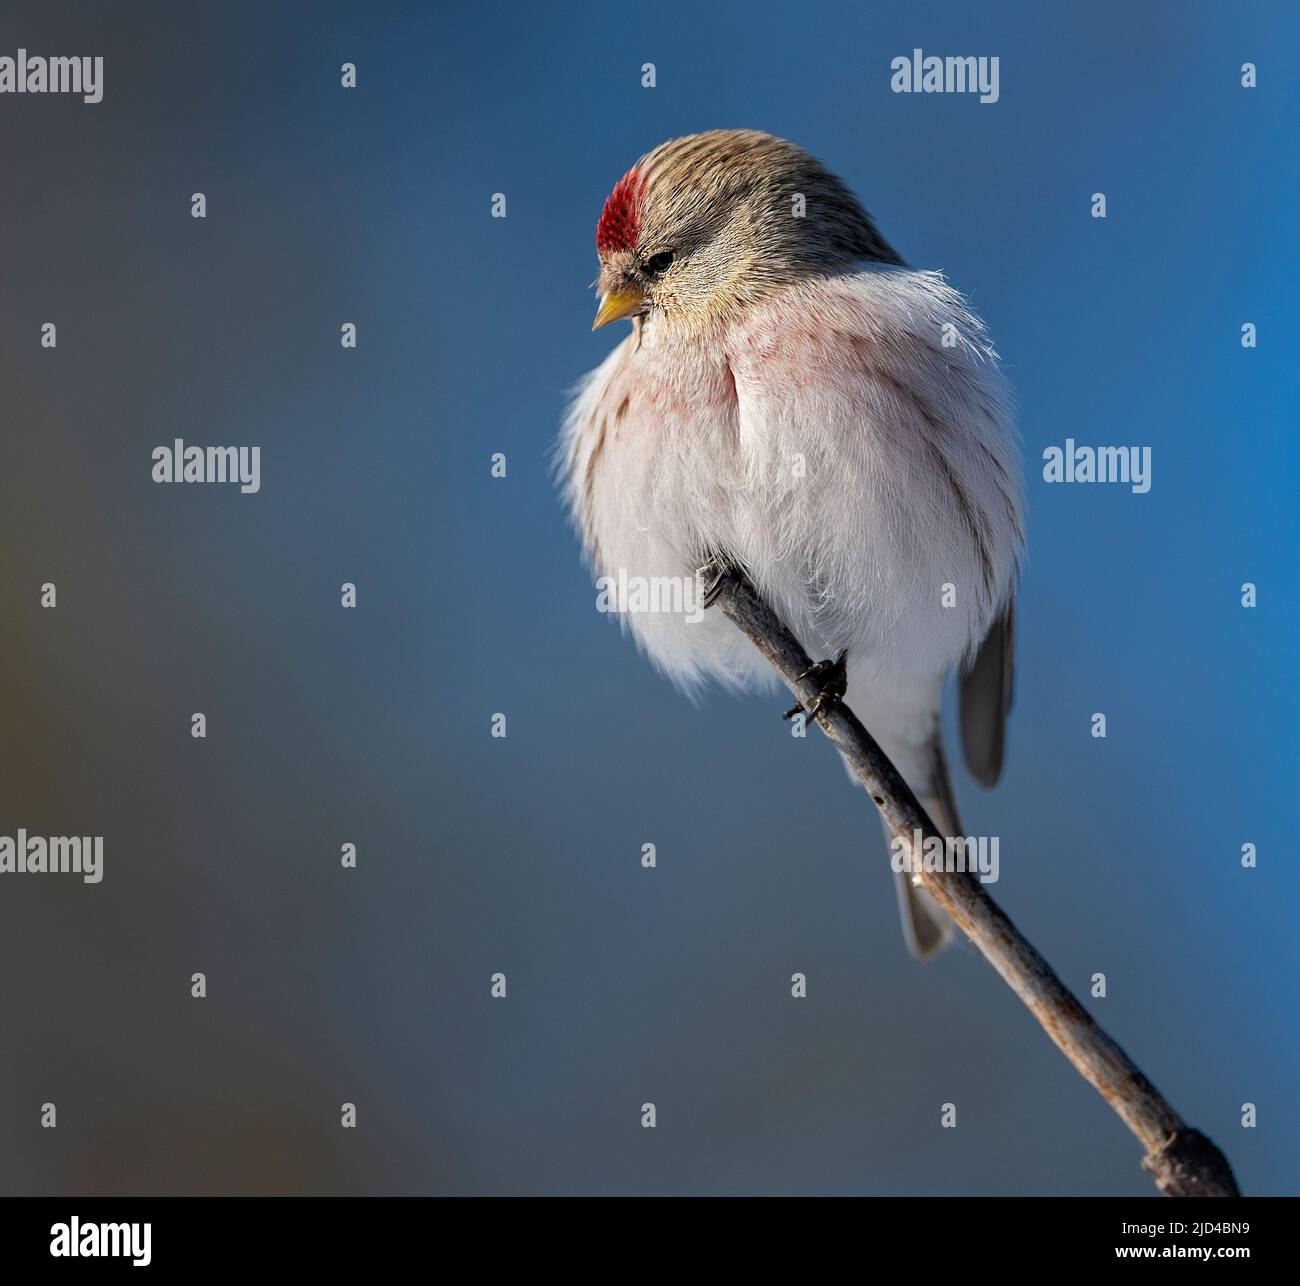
[591,129,901,335]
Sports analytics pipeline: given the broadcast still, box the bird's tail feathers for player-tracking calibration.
[888,736,962,960]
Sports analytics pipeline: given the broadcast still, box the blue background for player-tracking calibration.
[1,0,1295,1194]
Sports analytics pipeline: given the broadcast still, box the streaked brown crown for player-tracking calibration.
[598,130,901,266]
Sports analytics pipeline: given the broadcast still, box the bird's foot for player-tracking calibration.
[697,554,740,609]
[783,649,849,721]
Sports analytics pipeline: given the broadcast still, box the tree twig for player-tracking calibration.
[710,567,1239,1198]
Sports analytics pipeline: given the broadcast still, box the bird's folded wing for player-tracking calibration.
[959,598,1015,788]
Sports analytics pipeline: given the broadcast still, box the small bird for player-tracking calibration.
[559,130,1024,957]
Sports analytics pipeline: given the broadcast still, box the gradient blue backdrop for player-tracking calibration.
[2,0,1296,1195]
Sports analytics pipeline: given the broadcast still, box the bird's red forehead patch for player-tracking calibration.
[596,166,645,254]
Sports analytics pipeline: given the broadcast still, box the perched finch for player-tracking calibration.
[560,130,1024,957]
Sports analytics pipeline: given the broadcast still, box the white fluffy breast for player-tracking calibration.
[559,267,1024,714]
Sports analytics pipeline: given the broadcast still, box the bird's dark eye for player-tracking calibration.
[644,251,675,276]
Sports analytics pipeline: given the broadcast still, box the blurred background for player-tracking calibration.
[1,0,1296,1195]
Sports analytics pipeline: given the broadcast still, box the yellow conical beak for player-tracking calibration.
[592,287,645,331]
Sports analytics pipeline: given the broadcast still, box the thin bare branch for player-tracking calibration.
[710,567,1239,1198]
